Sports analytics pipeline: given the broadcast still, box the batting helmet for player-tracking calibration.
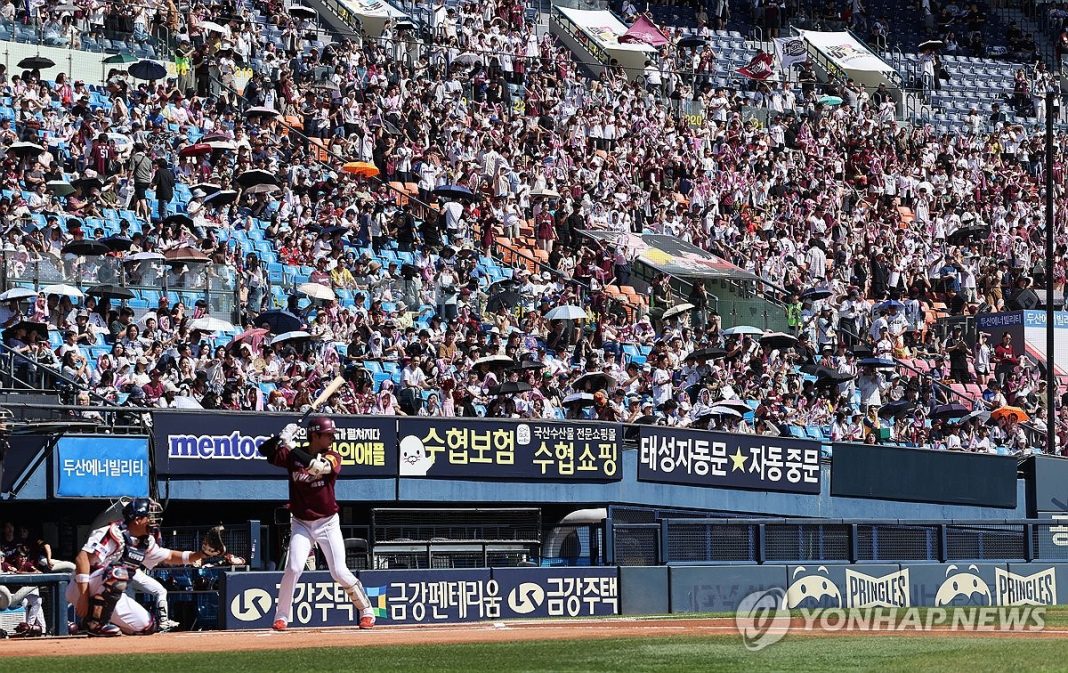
[307,415,337,435]
[122,498,163,528]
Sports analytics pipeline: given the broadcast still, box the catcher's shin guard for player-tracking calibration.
[84,566,130,632]
[344,580,372,611]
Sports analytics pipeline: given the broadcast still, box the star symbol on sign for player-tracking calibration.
[730,448,747,471]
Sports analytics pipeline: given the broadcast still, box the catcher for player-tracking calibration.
[66,498,242,636]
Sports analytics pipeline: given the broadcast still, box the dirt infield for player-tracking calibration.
[6,617,1068,658]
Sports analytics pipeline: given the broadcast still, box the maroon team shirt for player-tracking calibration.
[268,445,342,521]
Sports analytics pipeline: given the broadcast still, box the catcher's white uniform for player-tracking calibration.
[65,523,172,634]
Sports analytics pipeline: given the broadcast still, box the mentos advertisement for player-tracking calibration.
[153,411,396,477]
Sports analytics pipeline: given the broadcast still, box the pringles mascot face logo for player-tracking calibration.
[935,565,992,606]
[785,566,842,609]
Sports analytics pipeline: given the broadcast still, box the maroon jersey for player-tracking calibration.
[268,445,342,520]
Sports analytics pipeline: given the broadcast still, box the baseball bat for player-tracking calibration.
[297,374,347,425]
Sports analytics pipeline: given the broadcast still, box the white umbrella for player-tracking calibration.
[545,305,586,321]
[474,354,514,367]
[8,141,44,154]
[562,392,595,408]
[206,139,237,151]
[137,310,158,325]
[452,52,481,66]
[289,4,317,18]
[662,303,695,320]
[709,405,745,418]
[41,283,83,298]
[271,330,312,344]
[199,20,230,34]
[124,252,165,262]
[189,317,235,333]
[0,287,37,301]
[298,282,336,302]
[722,325,765,336]
[531,188,561,198]
[172,396,203,409]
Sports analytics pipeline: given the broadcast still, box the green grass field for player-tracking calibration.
[10,634,1068,673]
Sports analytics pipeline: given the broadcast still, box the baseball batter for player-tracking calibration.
[258,415,375,631]
[68,498,233,636]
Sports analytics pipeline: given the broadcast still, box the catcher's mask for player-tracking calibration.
[122,498,163,531]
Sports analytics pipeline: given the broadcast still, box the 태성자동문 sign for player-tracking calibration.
[153,411,396,477]
[637,426,821,493]
[397,418,622,481]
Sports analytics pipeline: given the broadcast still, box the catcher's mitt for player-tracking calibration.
[200,525,227,557]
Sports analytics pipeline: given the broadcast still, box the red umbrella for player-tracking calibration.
[163,247,210,263]
[178,143,212,158]
[231,327,269,352]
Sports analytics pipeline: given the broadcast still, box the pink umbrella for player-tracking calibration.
[231,327,270,352]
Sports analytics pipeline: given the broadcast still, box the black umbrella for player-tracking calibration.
[72,176,104,192]
[164,214,195,229]
[236,169,279,188]
[100,235,133,252]
[4,320,48,341]
[128,60,167,81]
[879,400,914,419]
[814,370,855,387]
[506,360,545,373]
[947,224,989,244]
[205,189,238,206]
[487,291,522,312]
[87,284,135,300]
[432,185,477,201]
[678,35,706,49]
[852,344,874,358]
[489,381,533,395]
[190,182,222,194]
[573,372,617,393]
[62,240,110,256]
[760,332,799,349]
[255,310,302,334]
[17,56,54,70]
[685,347,727,362]
[800,287,834,301]
[858,357,897,369]
[932,403,970,420]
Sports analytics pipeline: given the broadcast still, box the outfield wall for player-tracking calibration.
[218,562,1068,629]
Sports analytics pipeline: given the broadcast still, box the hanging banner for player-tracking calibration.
[637,426,821,494]
[55,436,149,498]
[397,418,622,481]
[153,411,396,477]
[774,37,809,70]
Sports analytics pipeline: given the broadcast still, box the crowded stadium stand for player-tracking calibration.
[4,0,1068,638]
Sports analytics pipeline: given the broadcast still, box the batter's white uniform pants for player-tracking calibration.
[65,571,154,634]
[275,513,357,623]
[5,586,45,632]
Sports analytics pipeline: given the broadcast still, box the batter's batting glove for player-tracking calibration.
[307,455,332,478]
[280,423,300,447]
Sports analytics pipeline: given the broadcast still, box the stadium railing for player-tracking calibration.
[624,518,1068,565]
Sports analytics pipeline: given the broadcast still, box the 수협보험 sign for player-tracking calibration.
[397,418,622,481]
[637,426,821,493]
